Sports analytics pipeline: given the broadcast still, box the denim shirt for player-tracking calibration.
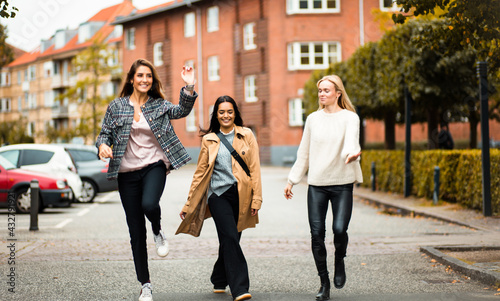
[96,88,198,180]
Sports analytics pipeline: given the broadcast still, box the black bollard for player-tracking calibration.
[433,166,440,205]
[371,162,376,191]
[29,179,39,231]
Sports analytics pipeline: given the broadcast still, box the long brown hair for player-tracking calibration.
[317,75,355,112]
[119,58,165,99]
[199,95,244,136]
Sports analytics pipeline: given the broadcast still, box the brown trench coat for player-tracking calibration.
[175,126,262,237]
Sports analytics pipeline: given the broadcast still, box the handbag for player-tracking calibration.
[216,131,251,177]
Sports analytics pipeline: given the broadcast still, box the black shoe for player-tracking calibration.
[315,274,330,300]
[334,259,346,289]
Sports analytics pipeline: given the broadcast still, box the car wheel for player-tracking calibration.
[78,179,97,203]
[14,187,43,213]
[14,187,31,213]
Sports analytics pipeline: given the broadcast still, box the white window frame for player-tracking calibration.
[184,59,195,68]
[44,91,54,107]
[186,109,197,132]
[43,61,53,78]
[380,0,399,12]
[153,42,164,66]
[286,0,340,14]
[207,56,220,81]
[0,72,10,87]
[288,98,304,126]
[126,28,136,50]
[207,6,219,32]
[243,23,257,50]
[244,75,257,103]
[184,12,196,38]
[0,98,11,112]
[28,65,36,81]
[287,41,341,70]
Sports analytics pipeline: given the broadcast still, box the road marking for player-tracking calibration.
[77,204,98,216]
[55,218,73,229]
[95,191,118,203]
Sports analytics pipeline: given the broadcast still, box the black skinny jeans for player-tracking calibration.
[307,183,353,277]
[208,184,249,297]
[117,160,167,284]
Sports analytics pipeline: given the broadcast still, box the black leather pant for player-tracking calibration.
[307,183,353,277]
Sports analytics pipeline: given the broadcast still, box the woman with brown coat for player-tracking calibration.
[177,95,262,301]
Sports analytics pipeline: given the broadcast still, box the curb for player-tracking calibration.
[354,191,490,231]
[421,246,500,288]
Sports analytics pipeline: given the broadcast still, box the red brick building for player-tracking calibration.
[113,0,393,164]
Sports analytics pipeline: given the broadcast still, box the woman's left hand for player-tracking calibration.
[181,66,195,85]
[345,151,361,164]
[251,209,259,216]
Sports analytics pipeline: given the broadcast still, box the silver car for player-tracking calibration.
[58,144,118,203]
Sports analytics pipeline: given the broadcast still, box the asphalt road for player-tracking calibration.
[1,165,498,300]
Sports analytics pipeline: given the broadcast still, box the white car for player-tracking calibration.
[0,144,83,201]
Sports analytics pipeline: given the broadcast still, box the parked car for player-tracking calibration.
[0,155,72,213]
[57,144,118,203]
[0,144,83,202]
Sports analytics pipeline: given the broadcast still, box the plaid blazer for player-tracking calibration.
[96,88,198,180]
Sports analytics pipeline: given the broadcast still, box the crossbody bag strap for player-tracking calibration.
[216,131,251,177]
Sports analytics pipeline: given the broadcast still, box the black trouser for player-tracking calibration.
[208,184,249,297]
[117,160,167,284]
[307,183,353,277]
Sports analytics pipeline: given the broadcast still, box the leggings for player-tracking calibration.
[307,183,353,276]
[117,160,167,284]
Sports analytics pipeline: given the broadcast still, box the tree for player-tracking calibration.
[0,119,34,145]
[0,23,13,68]
[393,0,500,72]
[57,37,118,143]
[0,0,18,19]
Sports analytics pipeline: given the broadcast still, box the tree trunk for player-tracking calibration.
[384,111,396,150]
[427,108,439,149]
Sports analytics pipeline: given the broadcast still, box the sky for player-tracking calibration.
[1,0,170,52]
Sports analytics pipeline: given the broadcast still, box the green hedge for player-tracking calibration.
[360,149,500,215]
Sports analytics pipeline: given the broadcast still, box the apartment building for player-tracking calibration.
[0,1,135,144]
[112,0,392,164]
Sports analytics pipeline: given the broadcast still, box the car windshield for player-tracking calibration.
[0,154,18,170]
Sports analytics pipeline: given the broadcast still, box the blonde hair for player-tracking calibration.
[316,75,355,113]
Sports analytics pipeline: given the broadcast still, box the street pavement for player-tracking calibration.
[1,165,499,300]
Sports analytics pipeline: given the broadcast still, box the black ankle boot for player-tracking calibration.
[334,259,346,289]
[315,274,330,300]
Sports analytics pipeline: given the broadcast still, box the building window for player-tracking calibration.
[28,65,36,81]
[184,12,196,38]
[28,93,37,109]
[380,0,398,11]
[186,109,197,132]
[243,23,257,50]
[288,41,341,70]
[153,42,164,66]
[0,98,11,112]
[0,72,10,87]
[287,0,340,14]
[17,96,22,111]
[126,28,136,50]
[207,56,220,81]
[288,98,304,126]
[185,59,195,68]
[27,122,35,137]
[207,6,219,32]
[244,75,257,102]
[43,61,53,78]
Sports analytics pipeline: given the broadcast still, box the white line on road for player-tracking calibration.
[55,218,73,229]
[77,204,98,216]
[95,191,118,203]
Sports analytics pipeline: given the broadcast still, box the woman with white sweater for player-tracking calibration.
[284,75,362,301]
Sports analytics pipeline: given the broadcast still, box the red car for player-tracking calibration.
[0,155,72,213]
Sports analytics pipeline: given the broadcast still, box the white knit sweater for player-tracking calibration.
[288,109,363,186]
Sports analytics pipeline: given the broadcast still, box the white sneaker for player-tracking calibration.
[153,230,169,257]
[139,283,152,301]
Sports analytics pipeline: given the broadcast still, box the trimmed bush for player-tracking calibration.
[360,149,500,215]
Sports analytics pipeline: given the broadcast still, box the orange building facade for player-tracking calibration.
[114,0,392,164]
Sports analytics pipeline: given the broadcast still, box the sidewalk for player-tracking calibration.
[354,186,500,287]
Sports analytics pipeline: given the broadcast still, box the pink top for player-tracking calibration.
[119,108,171,173]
